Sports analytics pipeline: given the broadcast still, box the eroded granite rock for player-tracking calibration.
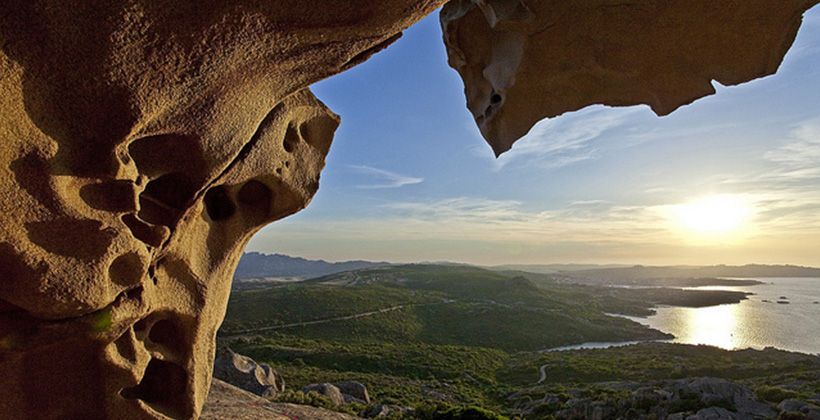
[1,1,818,419]
[0,1,443,419]
[213,348,285,397]
[442,0,820,155]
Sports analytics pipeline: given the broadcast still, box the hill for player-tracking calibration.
[234,252,392,280]
[562,264,820,285]
[220,265,674,351]
[217,264,820,419]
[487,263,629,274]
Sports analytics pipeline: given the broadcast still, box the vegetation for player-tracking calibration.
[217,264,820,419]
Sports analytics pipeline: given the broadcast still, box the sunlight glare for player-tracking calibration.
[682,304,740,350]
[676,195,749,233]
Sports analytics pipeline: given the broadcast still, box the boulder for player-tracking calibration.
[303,383,347,407]
[366,403,392,418]
[334,381,371,405]
[213,348,285,397]
[670,377,777,419]
[687,407,741,420]
[779,399,820,419]
[630,386,672,406]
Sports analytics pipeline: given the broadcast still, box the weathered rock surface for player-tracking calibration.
[0,1,443,419]
[1,1,818,419]
[515,377,786,419]
[212,348,285,397]
[201,379,365,420]
[442,0,820,155]
[779,399,820,419]
[334,381,372,405]
[303,383,347,407]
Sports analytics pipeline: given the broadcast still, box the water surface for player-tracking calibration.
[623,278,820,355]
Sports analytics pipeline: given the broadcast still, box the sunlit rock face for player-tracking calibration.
[0,0,817,418]
[442,0,820,155]
[0,1,443,419]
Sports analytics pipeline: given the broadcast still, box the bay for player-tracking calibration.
[621,278,820,355]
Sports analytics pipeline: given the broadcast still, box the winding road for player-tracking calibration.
[226,300,455,336]
[537,363,550,384]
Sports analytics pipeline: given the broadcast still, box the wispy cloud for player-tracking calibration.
[339,197,672,245]
[763,120,820,181]
[251,193,820,265]
[489,106,644,171]
[349,165,423,189]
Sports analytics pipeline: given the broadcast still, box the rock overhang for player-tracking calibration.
[1,0,818,418]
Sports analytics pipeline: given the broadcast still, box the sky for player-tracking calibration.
[246,7,820,267]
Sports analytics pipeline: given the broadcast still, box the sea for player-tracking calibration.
[551,278,820,355]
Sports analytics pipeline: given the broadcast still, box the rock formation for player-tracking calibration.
[334,381,372,405]
[442,0,820,155]
[0,1,443,419]
[301,381,372,406]
[201,379,365,420]
[212,348,285,397]
[0,0,818,419]
[302,383,347,407]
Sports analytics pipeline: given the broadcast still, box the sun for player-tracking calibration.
[676,195,750,233]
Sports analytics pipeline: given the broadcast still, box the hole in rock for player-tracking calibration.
[128,134,205,179]
[147,319,186,355]
[238,180,273,220]
[138,173,197,226]
[120,358,190,419]
[282,123,299,153]
[147,264,157,285]
[133,318,149,334]
[203,186,235,221]
[298,115,338,154]
[121,214,168,247]
[109,253,144,287]
[237,180,272,206]
[124,285,144,300]
[79,180,136,212]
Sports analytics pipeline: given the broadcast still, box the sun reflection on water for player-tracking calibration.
[679,304,739,350]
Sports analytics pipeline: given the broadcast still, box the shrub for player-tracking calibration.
[757,387,799,404]
[411,402,510,420]
[270,390,334,409]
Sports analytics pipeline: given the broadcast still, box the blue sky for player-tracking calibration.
[247,8,820,266]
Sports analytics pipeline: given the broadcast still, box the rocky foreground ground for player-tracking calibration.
[202,379,364,420]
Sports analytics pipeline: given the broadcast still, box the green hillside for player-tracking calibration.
[216,264,817,419]
[220,265,672,350]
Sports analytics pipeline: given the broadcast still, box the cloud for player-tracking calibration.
[491,106,644,171]
[763,120,820,181]
[250,194,820,266]
[367,197,671,245]
[348,165,423,189]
